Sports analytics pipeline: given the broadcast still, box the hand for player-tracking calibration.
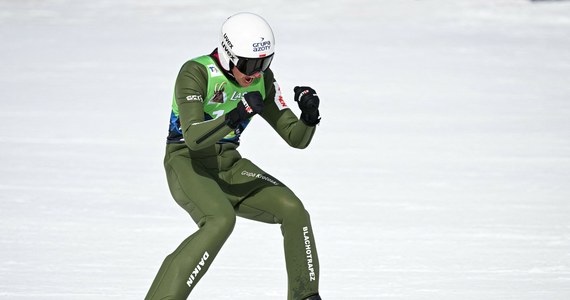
[294,86,321,126]
[225,91,264,128]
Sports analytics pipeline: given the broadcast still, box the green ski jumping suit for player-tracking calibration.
[145,52,320,300]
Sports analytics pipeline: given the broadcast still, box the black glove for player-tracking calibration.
[225,91,264,129]
[294,86,321,126]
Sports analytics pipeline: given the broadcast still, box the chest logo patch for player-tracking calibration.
[207,64,223,77]
[208,82,227,104]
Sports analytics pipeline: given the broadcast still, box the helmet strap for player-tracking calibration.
[227,61,236,79]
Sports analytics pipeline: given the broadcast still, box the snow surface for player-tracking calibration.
[1,0,570,299]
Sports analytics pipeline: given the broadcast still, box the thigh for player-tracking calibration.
[165,152,234,225]
[236,185,306,224]
[219,157,287,204]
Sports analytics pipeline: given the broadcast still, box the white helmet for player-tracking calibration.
[218,12,275,75]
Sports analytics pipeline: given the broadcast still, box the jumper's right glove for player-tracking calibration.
[225,91,264,129]
[294,86,321,126]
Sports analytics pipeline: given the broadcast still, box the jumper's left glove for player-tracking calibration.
[294,86,321,126]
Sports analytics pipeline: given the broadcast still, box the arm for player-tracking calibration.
[260,70,317,149]
[175,61,234,150]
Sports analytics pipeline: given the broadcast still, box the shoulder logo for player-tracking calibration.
[207,64,222,77]
[186,95,203,102]
[273,82,288,111]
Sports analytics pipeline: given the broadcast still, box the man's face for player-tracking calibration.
[232,66,262,87]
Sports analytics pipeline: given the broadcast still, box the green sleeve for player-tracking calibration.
[260,70,316,149]
[175,61,233,150]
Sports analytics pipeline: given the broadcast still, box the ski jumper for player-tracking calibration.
[145,53,320,300]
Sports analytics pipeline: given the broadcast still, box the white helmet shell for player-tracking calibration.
[218,12,275,71]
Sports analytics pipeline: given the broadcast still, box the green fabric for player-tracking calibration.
[190,55,266,142]
[146,54,320,300]
[170,56,316,152]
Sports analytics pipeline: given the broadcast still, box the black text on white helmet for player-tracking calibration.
[218,12,275,73]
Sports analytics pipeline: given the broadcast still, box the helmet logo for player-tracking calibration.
[221,33,237,62]
[223,33,234,49]
[252,37,271,52]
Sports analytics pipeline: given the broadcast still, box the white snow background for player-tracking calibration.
[1,0,569,299]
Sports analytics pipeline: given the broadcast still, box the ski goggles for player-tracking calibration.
[235,54,274,76]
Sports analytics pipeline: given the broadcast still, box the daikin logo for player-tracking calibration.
[186,251,210,287]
